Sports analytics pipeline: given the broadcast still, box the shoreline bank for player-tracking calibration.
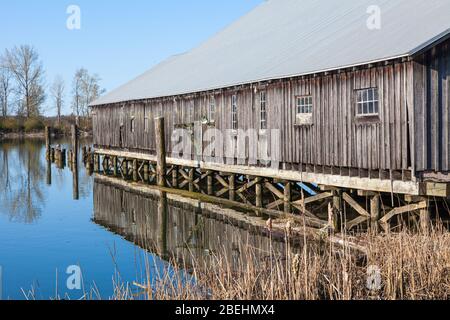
[0,131,92,141]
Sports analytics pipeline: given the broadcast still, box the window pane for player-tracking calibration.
[363,90,368,102]
[368,102,374,114]
[368,89,373,101]
[296,95,313,115]
[374,101,379,114]
[363,103,368,114]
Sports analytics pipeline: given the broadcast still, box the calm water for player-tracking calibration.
[0,138,288,300]
[0,138,172,300]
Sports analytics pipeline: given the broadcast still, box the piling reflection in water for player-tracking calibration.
[93,178,299,267]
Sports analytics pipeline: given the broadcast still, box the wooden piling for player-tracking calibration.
[113,157,118,176]
[207,171,213,195]
[82,146,87,162]
[104,156,110,174]
[73,160,79,200]
[255,177,263,208]
[71,124,78,164]
[189,168,195,192]
[420,202,431,234]
[331,190,341,232]
[45,126,51,155]
[229,174,236,201]
[46,157,52,185]
[144,162,150,182]
[133,159,138,181]
[370,194,380,234]
[155,117,167,187]
[172,166,178,188]
[284,181,292,213]
[157,191,168,257]
[93,154,99,172]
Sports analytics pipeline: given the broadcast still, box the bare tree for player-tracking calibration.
[50,75,65,124]
[4,45,46,117]
[0,54,13,117]
[71,68,104,121]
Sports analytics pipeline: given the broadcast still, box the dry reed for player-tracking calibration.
[122,227,450,301]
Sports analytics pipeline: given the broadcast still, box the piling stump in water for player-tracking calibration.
[45,126,51,156]
[71,124,78,165]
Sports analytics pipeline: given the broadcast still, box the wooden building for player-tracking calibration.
[90,0,450,231]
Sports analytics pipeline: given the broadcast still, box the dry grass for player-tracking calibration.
[122,227,450,301]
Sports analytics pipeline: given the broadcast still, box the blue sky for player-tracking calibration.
[0,0,262,115]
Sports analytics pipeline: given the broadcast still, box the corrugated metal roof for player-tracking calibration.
[91,0,450,106]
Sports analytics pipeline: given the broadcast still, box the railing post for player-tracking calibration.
[155,117,167,187]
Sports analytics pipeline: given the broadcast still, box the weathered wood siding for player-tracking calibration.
[93,60,416,175]
[414,39,450,174]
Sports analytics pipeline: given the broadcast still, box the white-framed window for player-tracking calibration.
[231,94,238,130]
[130,118,135,133]
[260,91,267,130]
[144,108,149,132]
[130,109,135,133]
[296,96,313,115]
[120,105,125,126]
[209,96,216,122]
[356,88,379,116]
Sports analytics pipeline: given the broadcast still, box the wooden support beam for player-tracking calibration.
[346,216,369,231]
[264,181,284,199]
[215,174,229,189]
[155,117,167,187]
[95,148,435,196]
[292,192,333,206]
[343,192,370,217]
[267,199,284,210]
[237,179,258,194]
[379,201,428,225]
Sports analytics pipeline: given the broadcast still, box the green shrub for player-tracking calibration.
[0,118,22,132]
[23,118,45,132]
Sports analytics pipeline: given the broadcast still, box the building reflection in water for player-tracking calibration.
[93,177,300,268]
